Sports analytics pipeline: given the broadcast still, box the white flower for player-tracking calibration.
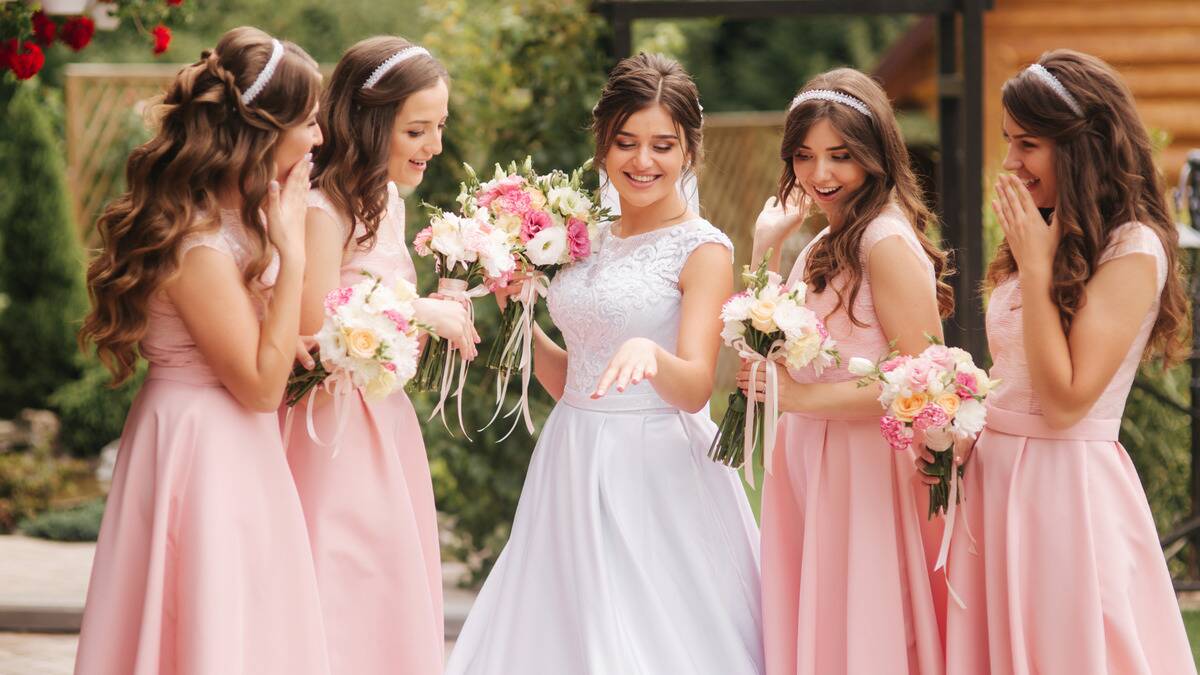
[720,321,746,346]
[547,186,593,219]
[923,425,955,451]
[771,301,813,336]
[525,225,568,266]
[782,331,821,370]
[848,357,876,376]
[953,398,987,436]
[721,294,754,323]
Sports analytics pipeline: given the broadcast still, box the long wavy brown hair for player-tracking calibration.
[592,53,704,179]
[987,49,1188,365]
[779,68,954,326]
[81,26,321,384]
[312,36,448,250]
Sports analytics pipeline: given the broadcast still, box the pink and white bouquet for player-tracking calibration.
[848,338,998,518]
[411,207,516,433]
[286,273,422,409]
[710,253,839,485]
[456,157,608,435]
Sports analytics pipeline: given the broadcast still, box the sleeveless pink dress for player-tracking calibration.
[282,184,444,675]
[75,211,331,675]
[945,222,1195,674]
[761,207,945,675]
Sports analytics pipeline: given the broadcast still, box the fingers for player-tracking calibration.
[593,361,619,398]
[295,338,315,370]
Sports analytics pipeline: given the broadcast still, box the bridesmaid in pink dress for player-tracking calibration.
[740,68,954,675]
[282,37,475,675]
[75,28,330,675]
[930,50,1195,674]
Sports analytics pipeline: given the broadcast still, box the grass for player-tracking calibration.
[1185,610,1200,668]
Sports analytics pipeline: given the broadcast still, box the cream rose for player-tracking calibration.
[364,369,398,400]
[890,392,930,423]
[749,298,778,333]
[344,327,380,359]
[934,392,961,417]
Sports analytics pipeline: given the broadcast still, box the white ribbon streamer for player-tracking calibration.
[427,277,489,438]
[731,337,785,489]
[483,272,549,440]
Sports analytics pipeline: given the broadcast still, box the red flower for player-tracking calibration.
[151,25,171,55]
[60,17,95,52]
[31,11,57,47]
[166,0,184,5]
[4,40,46,80]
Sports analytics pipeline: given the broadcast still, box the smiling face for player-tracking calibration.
[602,103,690,210]
[1001,109,1058,209]
[274,102,322,179]
[388,77,449,187]
[790,117,867,222]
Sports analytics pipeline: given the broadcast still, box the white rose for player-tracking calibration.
[923,425,955,451]
[771,301,812,336]
[952,398,987,436]
[364,369,398,400]
[783,332,821,369]
[848,357,876,376]
[524,226,568,266]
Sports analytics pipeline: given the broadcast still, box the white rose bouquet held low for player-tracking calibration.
[455,157,608,436]
[848,337,998,518]
[710,253,838,485]
[284,273,423,451]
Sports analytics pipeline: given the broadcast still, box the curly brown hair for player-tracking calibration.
[779,68,954,326]
[80,26,321,384]
[312,36,448,250]
[987,49,1188,365]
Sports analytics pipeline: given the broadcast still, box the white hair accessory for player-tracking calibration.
[362,46,431,90]
[240,39,284,106]
[789,89,872,118]
[1025,63,1083,116]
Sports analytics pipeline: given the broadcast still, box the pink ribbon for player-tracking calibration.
[483,272,549,440]
[930,438,980,610]
[731,337,784,489]
[427,277,489,438]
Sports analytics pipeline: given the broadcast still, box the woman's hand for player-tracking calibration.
[735,358,810,413]
[413,297,480,360]
[294,335,316,371]
[593,337,660,397]
[993,173,1060,281]
[915,436,976,486]
[492,272,535,311]
[266,153,313,261]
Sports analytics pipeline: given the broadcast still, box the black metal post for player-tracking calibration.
[1186,151,1200,571]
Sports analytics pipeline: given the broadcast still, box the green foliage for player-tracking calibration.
[1123,363,1191,536]
[0,81,88,417]
[20,497,105,542]
[50,359,146,457]
[0,447,91,533]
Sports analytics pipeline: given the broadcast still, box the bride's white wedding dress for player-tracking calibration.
[445,218,764,675]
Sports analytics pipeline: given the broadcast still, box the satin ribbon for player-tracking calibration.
[427,277,489,438]
[929,438,979,610]
[732,337,784,489]
[281,375,355,458]
[483,272,549,440]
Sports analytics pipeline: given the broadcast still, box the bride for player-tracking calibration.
[444,52,764,675]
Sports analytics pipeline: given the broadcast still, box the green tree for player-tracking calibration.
[0,81,88,416]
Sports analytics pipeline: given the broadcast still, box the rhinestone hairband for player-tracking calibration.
[1025,63,1083,116]
[240,39,283,106]
[789,89,872,118]
[362,46,431,90]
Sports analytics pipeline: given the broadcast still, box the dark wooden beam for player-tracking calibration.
[594,0,960,20]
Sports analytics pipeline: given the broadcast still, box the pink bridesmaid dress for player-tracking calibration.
[282,183,443,675]
[74,211,331,675]
[761,206,945,675]
[945,222,1196,674]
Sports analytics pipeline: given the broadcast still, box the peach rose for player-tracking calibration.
[934,392,961,417]
[344,327,380,359]
[890,392,929,423]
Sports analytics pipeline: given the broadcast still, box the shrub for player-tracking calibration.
[20,497,104,542]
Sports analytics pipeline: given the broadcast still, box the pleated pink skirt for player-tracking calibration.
[761,411,945,675]
[945,407,1196,674]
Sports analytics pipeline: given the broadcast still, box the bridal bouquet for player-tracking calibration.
[710,253,839,485]
[456,157,608,435]
[411,208,516,433]
[848,338,998,518]
[286,273,422,408]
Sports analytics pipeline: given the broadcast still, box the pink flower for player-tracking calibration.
[323,287,353,314]
[382,309,410,332]
[924,344,953,368]
[520,210,552,242]
[906,358,935,391]
[880,415,913,451]
[879,354,910,373]
[912,404,950,432]
[485,268,514,292]
[412,226,432,256]
[816,320,829,339]
[384,362,397,372]
[955,371,979,399]
[566,217,590,260]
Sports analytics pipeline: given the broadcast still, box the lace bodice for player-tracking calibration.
[987,221,1168,419]
[142,210,279,370]
[306,183,417,287]
[785,205,935,384]
[547,218,733,407]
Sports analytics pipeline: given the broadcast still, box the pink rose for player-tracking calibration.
[880,354,910,373]
[924,344,953,368]
[382,309,410,332]
[880,415,913,451]
[912,404,950,432]
[323,287,353,314]
[566,217,591,260]
[906,358,934,391]
[521,210,553,242]
[955,371,978,399]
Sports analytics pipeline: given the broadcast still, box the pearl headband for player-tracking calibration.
[362,46,431,90]
[789,89,872,118]
[240,39,283,106]
[1025,63,1084,116]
